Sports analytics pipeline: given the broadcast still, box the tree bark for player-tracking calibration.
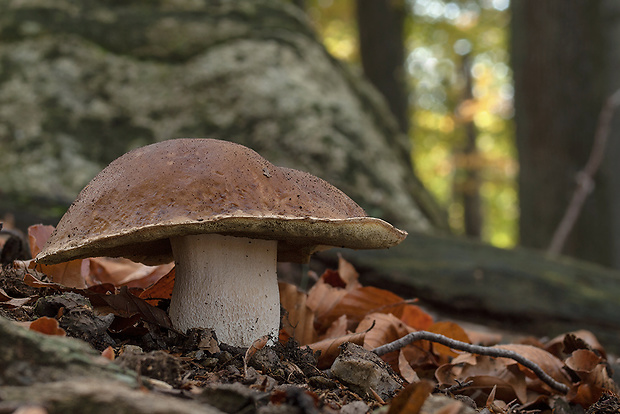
[511,0,620,267]
[459,54,482,238]
[356,0,409,134]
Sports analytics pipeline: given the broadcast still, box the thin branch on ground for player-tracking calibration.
[438,379,474,394]
[371,330,569,394]
[548,88,620,256]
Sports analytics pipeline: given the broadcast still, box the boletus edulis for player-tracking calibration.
[36,138,407,347]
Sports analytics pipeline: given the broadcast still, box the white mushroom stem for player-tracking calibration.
[168,233,280,347]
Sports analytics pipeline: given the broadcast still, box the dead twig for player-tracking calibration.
[438,379,474,394]
[371,330,569,394]
[548,88,620,257]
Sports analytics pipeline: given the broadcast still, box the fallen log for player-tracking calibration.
[321,232,620,353]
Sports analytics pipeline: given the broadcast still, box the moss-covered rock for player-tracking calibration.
[0,0,448,232]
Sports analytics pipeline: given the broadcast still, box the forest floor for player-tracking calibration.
[0,263,411,414]
[1,227,620,414]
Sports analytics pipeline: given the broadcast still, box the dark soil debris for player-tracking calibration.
[0,265,377,413]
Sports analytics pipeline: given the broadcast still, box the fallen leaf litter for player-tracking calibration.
[0,224,618,413]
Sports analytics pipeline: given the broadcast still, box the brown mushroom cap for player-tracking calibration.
[36,138,407,265]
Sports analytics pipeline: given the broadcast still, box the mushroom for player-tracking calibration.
[36,138,407,347]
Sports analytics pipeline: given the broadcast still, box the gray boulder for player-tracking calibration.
[0,0,447,232]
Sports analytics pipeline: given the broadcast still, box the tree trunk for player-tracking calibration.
[0,0,449,234]
[356,0,409,134]
[511,0,620,267]
[459,54,482,238]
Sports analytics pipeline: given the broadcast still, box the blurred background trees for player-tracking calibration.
[302,0,515,247]
[512,1,620,267]
[303,0,620,268]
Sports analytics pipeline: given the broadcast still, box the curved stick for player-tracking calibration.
[372,330,569,394]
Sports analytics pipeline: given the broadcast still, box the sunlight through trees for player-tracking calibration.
[307,0,517,247]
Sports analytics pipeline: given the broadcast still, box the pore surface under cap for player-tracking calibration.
[36,138,407,265]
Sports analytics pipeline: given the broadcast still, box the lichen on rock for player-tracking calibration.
[0,0,447,232]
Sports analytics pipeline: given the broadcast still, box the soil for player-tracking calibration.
[1,263,615,414]
[0,264,393,413]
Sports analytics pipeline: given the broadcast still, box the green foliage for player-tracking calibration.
[305,0,517,247]
[305,0,359,62]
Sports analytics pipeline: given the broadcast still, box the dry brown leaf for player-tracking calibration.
[400,342,436,370]
[28,258,88,289]
[27,225,87,288]
[0,294,26,308]
[321,314,348,340]
[568,383,603,408]
[139,268,175,305]
[28,316,66,336]
[306,275,347,322]
[336,255,362,289]
[398,350,420,384]
[565,349,616,407]
[244,335,269,377]
[101,346,116,361]
[100,286,172,329]
[23,272,117,296]
[436,353,528,403]
[307,330,367,369]
[396,304,434,331]
[22,272,171,330]
[27,224,54,258]
[87,257,173,288]
[566,348,603,373]
[23,272,67,289]
[486,384,498,407]
[87,257,142,286]
[278,282,317,345]
[387,380,434,414]
[357,312,414,350]
[318,268,346,288]
[0,287,36,308]
[495,344,571,387]
[26,224,173,290]
[545,330,606,358]
[428,321,471,359]
[318,286,405,332]
[356,312,415,374]
[198,332,220,354]
[305,257,362,324]
[353,316,463,375]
